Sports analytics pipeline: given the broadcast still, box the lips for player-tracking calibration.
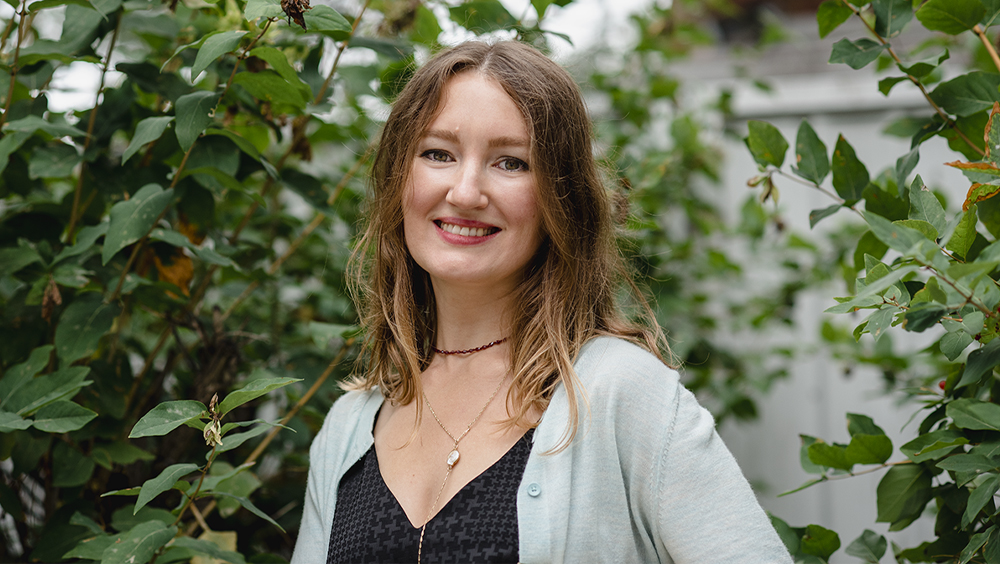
[435,220,500,238]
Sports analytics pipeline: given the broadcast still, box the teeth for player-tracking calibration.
[440,222,493,237]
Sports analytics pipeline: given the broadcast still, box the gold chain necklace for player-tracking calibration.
[416,374,506,563]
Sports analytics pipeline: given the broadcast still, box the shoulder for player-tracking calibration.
[574,336,681,398]
[312,387,382,454]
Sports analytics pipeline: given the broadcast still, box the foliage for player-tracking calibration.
[747,0,1000,561]
[0,0,826,560]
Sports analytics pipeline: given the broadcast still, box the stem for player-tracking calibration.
[774,170,864,219]
[314,0,371,106]
[847,4,985,157]
[108,143,193,303]
[185,337,355,536]
[223,18,274,95]
[67,12,123,242]
[0,0,28,129]
[924,262,994,317]
[173,446,217,527]
[975,25,1000,74]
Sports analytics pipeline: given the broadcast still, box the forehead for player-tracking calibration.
[422,73,530,140]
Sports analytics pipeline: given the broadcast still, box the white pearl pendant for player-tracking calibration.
[447,449,460,468]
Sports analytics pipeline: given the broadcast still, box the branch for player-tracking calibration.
[223,18,274,95]
[67,12,124,242]
[974,25,1000,75]
[0,0,29,129]
[847,4,985,157]
[184,337,355,536]
[314,0,371,106]
[774,170,865,219]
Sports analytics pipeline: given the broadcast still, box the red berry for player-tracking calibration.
[939,380,947,390]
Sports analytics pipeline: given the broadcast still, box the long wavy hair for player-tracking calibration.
[347,40,671,447]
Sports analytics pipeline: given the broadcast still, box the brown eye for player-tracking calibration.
[498,157,528,172]
[421,150,452,162]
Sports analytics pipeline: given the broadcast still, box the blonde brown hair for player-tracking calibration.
[347,40,671,446]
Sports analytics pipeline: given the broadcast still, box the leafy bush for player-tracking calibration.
[746,0,1000,561]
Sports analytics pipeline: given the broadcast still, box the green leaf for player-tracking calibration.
[247,46,311,101]
[31,400,96,433]
[91,442,155,469]
[826,265,921,313]
[829,38,887,69]
[101,520,177,564]
[746,121,788,168]
[169,537,246,564]
[3,366,90,416]
[0,245,43,278]
[309,322,359,350]
[175,91,218,150]
[54,223,108,264]
[845,434,893,464]
[902,303,947,332]
[54,293,121,362]
[818,0,854,38]
[302,4,351,34]
[244,0,282,21]
[942,330,975,360]
[121,117,173,165]
[879,76,908,96]
[864,306,897,341]
[898,49,949,78]
[936,453,1000,474]
[847,413,886,436]
[101,487,141,497]
[901,429,968,462]
[213,424,270,455]
[129,400,207,438]
[63,534,116,560]
[449,0,518,33]
[964,473,1000,527]
[895,219,937,241]
[959,526,995,564]
[218,377,301,416]
[832,135,868,202]
[52,440,94,487]
[0,131,31,176]
[3,115,86,138]
[232,71,308,108]
[801,524,841,560]
[930,72,1000,117]
[845,529,887,562]
[946,205,979,259]
[915,0,986,34]
[909,181,946,232]
[949,398,1000,430]
[0,345,52,409]
[958,336,1000,388]
[896,149,920,187]
[102,184,174,265]
[876,464,932,524]
[0,411,33,432]
[28,143,81,179]
[983,0,1000,27]
[872,0,913,37]
[209,492,285,532]
[809,204,842,228]
[792,121,829,184]
[191,31,247,79]
[863,211,927,253]
[135,463,199,513]
[808,441,853,470]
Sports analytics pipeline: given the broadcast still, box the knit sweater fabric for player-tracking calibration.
[291,336,793,564]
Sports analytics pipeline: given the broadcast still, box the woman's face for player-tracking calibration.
[402,72,543,295]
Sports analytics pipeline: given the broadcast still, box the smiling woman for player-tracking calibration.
[291,40,793,564]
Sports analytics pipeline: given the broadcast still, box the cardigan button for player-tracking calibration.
[527,483,541,497]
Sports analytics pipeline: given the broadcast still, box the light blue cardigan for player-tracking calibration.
[291,337,793,563]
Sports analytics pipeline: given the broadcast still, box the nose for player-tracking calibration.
[445,162,488,209]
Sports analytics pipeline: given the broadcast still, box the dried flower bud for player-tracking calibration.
[204,419,223,447]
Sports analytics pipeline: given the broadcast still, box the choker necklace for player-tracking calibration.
[416,374,507,563]
[431,337,507,356]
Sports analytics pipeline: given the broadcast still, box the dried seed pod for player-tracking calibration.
[281,0,311,30]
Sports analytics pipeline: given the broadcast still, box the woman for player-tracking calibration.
[292,40,791,564]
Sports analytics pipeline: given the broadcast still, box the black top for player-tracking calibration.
[327,428,534,564]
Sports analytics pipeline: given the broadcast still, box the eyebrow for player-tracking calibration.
[422,129,529,149]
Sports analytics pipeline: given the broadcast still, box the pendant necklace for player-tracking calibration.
[416,370,507,563]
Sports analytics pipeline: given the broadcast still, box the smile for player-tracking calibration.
[435,221,499,238]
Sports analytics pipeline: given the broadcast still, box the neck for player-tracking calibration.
[429,279,515,352]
